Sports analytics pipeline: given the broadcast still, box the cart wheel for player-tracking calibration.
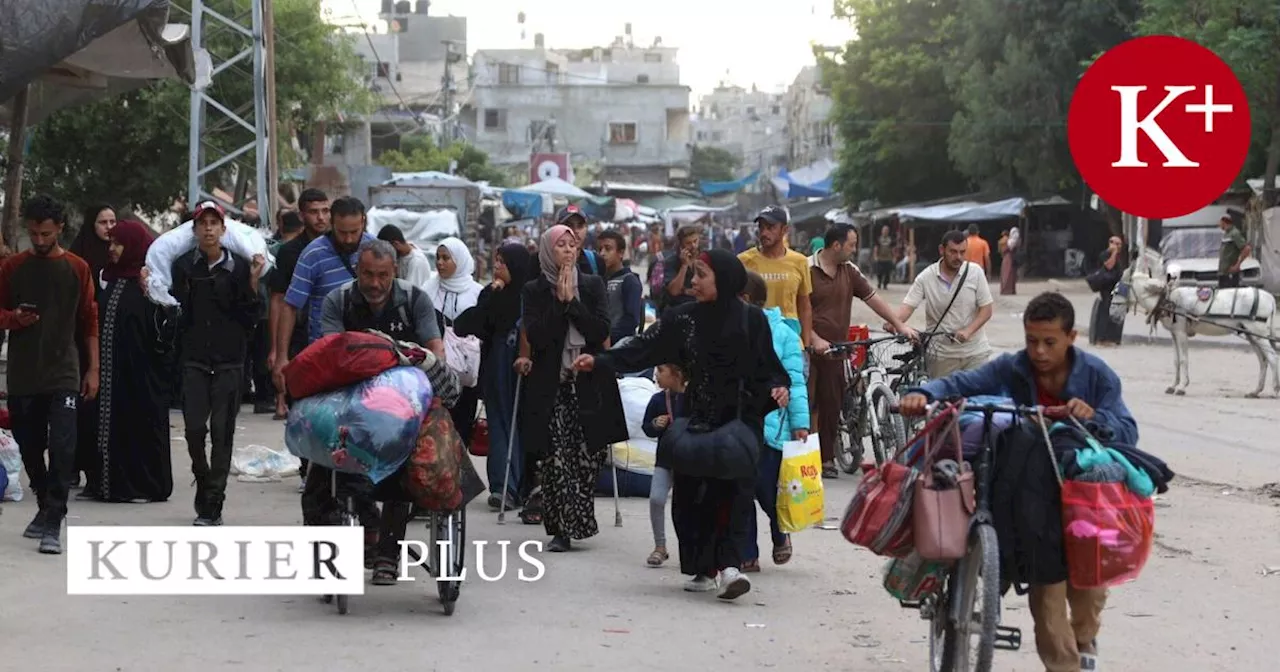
[322,594,334,604]
[336,594,349,615]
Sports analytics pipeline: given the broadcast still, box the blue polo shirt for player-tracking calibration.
[285,233,373,343]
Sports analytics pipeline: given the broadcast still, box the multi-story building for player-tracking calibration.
[462,34,692,185]
[347,0,468,159]
[785,65,838,169]
[692,84,788,178]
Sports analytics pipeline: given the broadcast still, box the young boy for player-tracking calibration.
[640,363,687,567]
[596,229,644,345]
[899,292,1139,672]
[740,271,809,572]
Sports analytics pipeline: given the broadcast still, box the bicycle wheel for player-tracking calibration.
[867,383,904,466]
[834,387,865,474]
[940,524,1000,671]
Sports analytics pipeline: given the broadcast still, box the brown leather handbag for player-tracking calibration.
[911,413,975,561]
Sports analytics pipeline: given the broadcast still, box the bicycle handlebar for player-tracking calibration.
[806,334,906,355]
[889,398,1070,420]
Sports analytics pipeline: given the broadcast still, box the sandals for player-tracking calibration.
[741,559,761,573]
[772,540,793,565]
[371,559,397,586]
[646,547,669,566]
[519,489,543,525]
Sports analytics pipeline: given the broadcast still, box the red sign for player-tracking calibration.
[529,153,572,184]
[1067,36,1251,219]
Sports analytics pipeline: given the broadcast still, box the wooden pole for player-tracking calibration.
[262,0,280,226]
[1,85,31,252]
[907,223,916,282]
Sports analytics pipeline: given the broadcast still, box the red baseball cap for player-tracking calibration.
[192,200,226,221]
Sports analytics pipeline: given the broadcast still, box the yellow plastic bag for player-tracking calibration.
[777,434,824,532]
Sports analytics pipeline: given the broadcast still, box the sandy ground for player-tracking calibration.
[2,280,1278,671]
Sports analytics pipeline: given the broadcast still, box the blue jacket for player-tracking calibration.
[763,306,811,449]
[914,347,1139,446]
[642,390,686,438]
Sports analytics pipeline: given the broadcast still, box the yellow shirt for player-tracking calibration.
[738,247,813,321]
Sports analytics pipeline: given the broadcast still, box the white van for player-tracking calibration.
[1159,205,1263,287]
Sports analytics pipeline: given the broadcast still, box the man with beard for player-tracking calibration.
[268,189,330,409]
[739,206,813,344]
[317,240,448,584]
[888,229,994,378]
[273,197,378,548]
[0,195,99,553]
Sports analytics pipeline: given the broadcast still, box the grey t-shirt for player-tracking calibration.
[320,278,441,345]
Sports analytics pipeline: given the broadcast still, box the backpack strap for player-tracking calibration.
[585,249,599,275]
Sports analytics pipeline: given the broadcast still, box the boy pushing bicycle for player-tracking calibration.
[898,292,1139,672]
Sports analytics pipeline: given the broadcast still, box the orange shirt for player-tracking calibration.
[965,235,991,272]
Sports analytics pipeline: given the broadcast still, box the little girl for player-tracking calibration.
[641,363,687,566]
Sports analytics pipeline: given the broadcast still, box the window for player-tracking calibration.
[545,61,559,83]
[746,106,756,115]
[484,109,507,130]
[771,105,781,115]
[498,63,520,85]
[376,62,391,78]
[609,122,638,145]
[712,130,724,142]
[636,74,650,84]
[644,52,663,63]
[696,130,705,141]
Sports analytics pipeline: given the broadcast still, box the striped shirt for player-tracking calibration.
[284,233,373,343]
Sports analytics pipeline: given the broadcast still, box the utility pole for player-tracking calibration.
[263,0,280,227]
[1,84,30,252]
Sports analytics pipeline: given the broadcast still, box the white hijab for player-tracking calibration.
[425,237,482,321]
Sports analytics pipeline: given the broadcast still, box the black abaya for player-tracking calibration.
[95,279,174,502]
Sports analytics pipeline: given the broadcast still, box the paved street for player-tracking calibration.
[2,281,1278,671]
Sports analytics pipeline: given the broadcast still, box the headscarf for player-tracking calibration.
[693,248,751,375]
[425,236,482,320]
[538,225,585,376]
[70,205,114,278]
[103,219,153,282]
[491,242,532,334]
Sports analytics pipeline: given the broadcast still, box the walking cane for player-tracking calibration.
[497,375,523,525]
[610,444,623,527]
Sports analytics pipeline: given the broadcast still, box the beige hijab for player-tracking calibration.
[539,225,586,377]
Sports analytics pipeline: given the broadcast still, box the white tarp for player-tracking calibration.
[897,197,1027,223]
[366,208,460,267]
[515,177,590,199]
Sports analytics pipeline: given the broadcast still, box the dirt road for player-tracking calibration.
[1,280,1276,671]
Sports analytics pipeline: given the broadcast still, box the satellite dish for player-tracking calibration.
[536,160,562,181]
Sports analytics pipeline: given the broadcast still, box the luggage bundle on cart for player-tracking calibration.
[282,330,481,615]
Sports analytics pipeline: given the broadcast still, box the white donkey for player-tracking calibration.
[1111,263,1280,397]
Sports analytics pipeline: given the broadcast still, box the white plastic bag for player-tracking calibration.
[144,217,275,306]
[609,377,660,475]
[442,327,482,387]
[0,428,24,502]
[230,444,301,482]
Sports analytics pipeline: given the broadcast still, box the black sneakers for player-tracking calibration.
[22,510,47,539]
[39,525,62,555]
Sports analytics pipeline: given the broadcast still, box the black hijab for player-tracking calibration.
[492,242,532,334]
[694,248,751,373]
[70,204,113,278]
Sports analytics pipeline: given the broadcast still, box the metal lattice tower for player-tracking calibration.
[187,0,269,220]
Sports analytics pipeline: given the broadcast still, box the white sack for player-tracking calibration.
[144,218,275,307]
[230,443,301,482]
[607,376,660,476]
[0,429,25,502]
[366,208,460,266]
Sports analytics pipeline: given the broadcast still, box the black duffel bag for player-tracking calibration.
[657,414,760,480]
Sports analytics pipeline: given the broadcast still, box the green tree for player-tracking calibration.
[1134,0,1280,202]
[690,145,742,182]
[947,0,1139,195]
[376,134,509,186]
[23,0,373,214]
[827,0,971,207]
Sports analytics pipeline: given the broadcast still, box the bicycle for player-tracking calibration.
[811,335,908,474]
[885,330,955,437]
[893,398,1065,672]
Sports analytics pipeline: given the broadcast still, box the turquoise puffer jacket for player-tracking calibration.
[762,306,810,450]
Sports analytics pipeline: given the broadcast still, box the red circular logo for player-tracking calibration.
[1068,36,1251,219]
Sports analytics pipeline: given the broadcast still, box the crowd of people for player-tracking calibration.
[0,190,1138,671]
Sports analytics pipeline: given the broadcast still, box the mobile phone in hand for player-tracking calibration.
[17,303,38,314]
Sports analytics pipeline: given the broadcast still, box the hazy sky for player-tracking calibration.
[325,0,852,99]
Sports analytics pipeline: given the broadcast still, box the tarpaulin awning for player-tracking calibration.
[897,197,1027,223]
[516,178,590,199]
[771,158,836,198]
[502,190,548,220]
[0,0,195,123]
[699,170,760,196]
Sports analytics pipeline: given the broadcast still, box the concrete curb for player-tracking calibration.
[1122,333,1254,352]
